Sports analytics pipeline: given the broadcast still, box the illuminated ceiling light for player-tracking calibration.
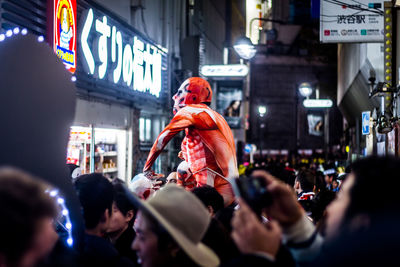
[21,28,28,35]
[303,99,333,108]
[258,105,267,117]
[0,34,5,42]
[13,27,20,34]
[298,82,313,97]
[6,30,12,37]
[71,76,77,82]
[37,36,44,42]
[233,36,256,60]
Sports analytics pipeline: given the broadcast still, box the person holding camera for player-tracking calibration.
[231,157,400,266]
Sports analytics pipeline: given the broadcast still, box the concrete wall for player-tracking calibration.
[95,0,131,23]
[337,43,384,105]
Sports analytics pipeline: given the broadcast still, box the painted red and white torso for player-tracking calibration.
[143,104,237,205]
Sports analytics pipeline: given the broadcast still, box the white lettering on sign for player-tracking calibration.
[80,8,163,98]
[303,99,333,108]
[81,9,94,75]
[111,26,122,83]
[95,16,111,79]
[200,64,249,77]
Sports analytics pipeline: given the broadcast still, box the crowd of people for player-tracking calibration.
[4,25,398,267]
[2,155,400,266]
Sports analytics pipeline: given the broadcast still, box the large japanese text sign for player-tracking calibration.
[320,0,384,43]
[79,8,166,99]
[53,0,77,73]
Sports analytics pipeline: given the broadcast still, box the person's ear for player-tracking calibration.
[206,205,214,216]
[125,210,134,223]
[168,244,180,258]
[101,208,111,223]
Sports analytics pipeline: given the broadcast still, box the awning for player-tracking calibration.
[338,59,378,126]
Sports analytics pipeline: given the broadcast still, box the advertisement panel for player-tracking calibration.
[216,86,242,129]
[307,113,324,136]
[320,0,384,43]
[54,0,77,73]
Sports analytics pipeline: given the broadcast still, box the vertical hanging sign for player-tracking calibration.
[53,0,77,73]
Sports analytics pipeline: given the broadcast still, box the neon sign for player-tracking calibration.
[54,0,77,73]
[80,9,164,98]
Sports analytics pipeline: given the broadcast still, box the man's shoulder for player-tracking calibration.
[177,105,216,119]
[180,104,210,112]
[83,234,119,258]
[82,234,135,266]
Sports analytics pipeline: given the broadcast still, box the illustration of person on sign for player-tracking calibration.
[59,6,73,49]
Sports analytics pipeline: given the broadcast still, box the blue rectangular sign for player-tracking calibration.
[362,111,370,135]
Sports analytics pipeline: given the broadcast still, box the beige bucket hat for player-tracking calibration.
[124,184,220,267]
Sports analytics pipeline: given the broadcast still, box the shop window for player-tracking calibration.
[139,117,152,142]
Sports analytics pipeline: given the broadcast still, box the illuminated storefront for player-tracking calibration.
[66,3,168,181]
[0,0,169,181]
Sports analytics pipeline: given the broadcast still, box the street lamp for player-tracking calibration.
[258,105,267,159]
[258,105,267,117]
[233,36,256,60]
[298,82,313,98]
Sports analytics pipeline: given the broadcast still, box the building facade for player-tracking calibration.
[0,0,244,180]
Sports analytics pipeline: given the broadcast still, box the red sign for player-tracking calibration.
[53,0,77,73]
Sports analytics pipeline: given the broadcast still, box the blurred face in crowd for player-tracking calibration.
[325,175,333,185]
[132,211,165,267]
[294,178,301,194]
[19,217,58,267]
[332,180,339,190]
[107,202,133,234]
[166,172,177,184]
[325,174,355,239]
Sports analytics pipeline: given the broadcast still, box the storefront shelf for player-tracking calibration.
[103,168,118,173]
[95,151,118,157]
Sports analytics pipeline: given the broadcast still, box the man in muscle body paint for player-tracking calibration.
[143,77,237,205]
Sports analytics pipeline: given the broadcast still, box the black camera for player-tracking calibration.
[232,175,273,216]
